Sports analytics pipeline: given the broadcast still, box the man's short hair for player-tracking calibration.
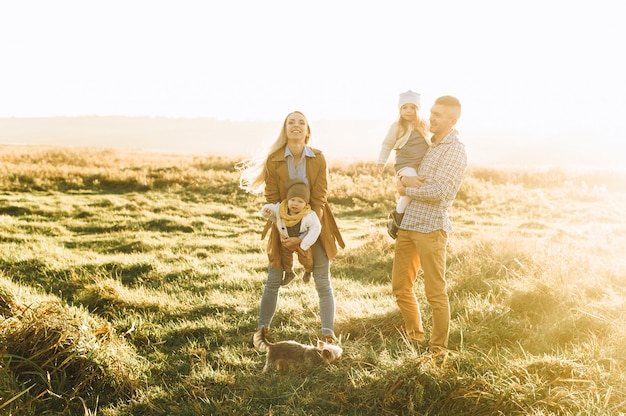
[434,96,461,119]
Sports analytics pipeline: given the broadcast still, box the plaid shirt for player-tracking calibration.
[401,130,467,233]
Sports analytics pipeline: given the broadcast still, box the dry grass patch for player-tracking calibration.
[0,277,148,414]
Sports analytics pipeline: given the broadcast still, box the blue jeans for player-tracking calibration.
[258,239,335,336]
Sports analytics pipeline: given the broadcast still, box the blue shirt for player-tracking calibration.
[284,145,315,184]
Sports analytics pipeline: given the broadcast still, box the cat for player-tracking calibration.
[253,326,343,373]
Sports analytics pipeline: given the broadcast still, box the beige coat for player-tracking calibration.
[261,146,344,268]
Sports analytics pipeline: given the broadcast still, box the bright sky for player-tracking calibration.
[1,0,625,156]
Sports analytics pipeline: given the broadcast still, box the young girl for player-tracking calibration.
[376,90,430,239]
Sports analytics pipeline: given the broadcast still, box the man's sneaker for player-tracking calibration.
[406,330,425,342]
[281,271,296,286]
[426,345,451,356]
[302,271,312,283]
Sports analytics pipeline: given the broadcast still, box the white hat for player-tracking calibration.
[398,90,421,109]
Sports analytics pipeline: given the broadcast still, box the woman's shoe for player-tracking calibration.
[321,334,336,344]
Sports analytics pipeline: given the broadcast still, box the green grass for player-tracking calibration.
[1,145,625,415]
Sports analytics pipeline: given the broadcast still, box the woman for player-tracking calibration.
[239,111,344,342]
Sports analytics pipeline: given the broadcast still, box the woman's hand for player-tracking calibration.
[281,236,302,251]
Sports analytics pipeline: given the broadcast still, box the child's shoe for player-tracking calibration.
[281,271,296,286]
[387,210,403,239]
[302,271,312,283]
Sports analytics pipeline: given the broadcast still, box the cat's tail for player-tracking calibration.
[253,326,272,352]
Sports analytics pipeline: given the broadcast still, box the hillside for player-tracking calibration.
[1,116,620,169]
[0,116,387,161]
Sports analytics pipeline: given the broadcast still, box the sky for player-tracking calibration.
[1,0,625,165]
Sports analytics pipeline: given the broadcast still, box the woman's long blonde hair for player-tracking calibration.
[237,111,311,194]
[397,105,429,141]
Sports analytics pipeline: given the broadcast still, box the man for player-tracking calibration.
[391,95,467,352]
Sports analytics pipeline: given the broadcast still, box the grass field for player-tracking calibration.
[1,145,625,415]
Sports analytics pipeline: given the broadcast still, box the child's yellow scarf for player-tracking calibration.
[279,200,311,227]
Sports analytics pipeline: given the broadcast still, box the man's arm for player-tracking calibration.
[403,143,467,203]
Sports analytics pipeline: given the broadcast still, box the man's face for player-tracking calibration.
[429,104,456,137]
